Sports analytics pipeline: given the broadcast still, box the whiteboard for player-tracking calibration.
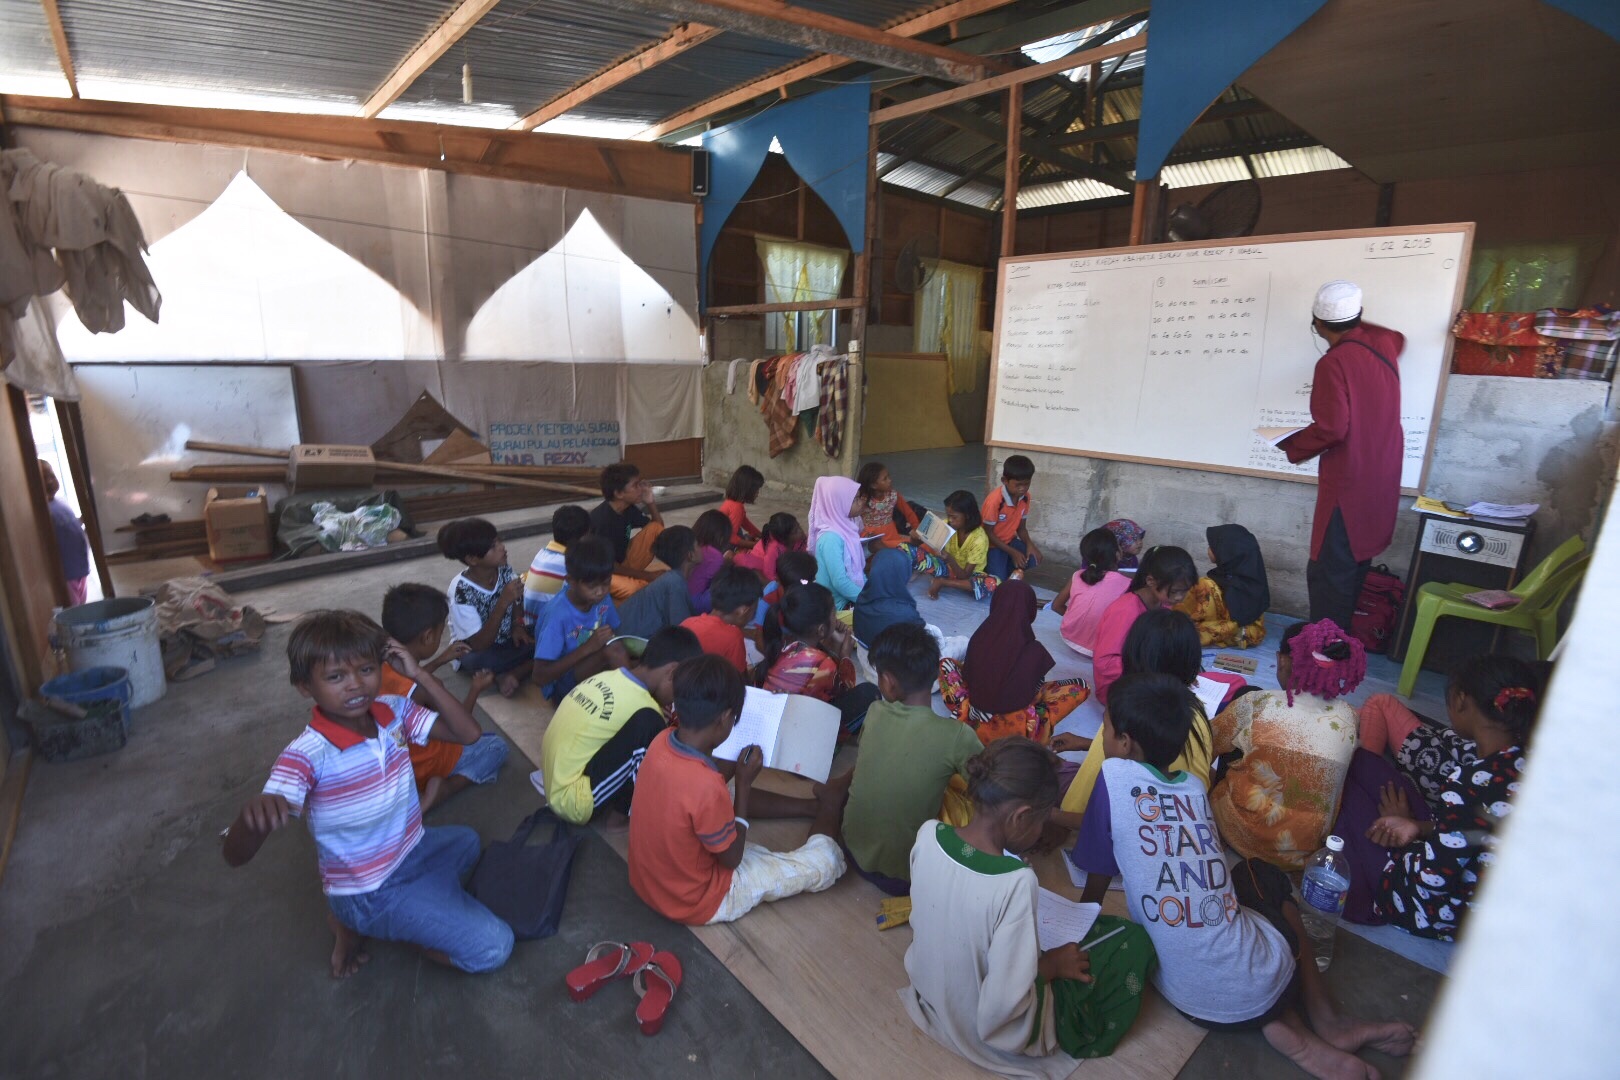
[986,224,1473,492]
[71,363,301,553]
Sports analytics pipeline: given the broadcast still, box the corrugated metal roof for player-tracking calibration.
[1251,145,1351,177]
[0,0,71,95]
[574,35,808,122]
[62,0,462,104]
[1016,178,1122,209]
[1161,156,1254,187]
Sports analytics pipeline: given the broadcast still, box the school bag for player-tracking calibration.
[469,807,581,940]
[1351,565,1405,654]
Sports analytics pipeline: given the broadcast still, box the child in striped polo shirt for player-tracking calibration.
[223,610,513,978]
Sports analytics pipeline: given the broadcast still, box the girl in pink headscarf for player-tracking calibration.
[808,475,868,609]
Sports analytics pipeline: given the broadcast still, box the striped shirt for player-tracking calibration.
[263,695,438,896]
[524,541,569,620]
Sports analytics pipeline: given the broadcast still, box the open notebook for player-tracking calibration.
[711,686,842,783]
[915,510,955,551]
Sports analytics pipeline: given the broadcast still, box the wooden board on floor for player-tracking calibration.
[476,687,1206,1080]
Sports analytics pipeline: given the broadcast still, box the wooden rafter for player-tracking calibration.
[38,0,78,98]
[870,32,1146,125]
[641,0,1029,140]
[593,0,998,85]
[362,0,502,119]
[513,22,722,131]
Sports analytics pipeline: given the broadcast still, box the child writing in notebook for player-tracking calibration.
[903,737,1156,1075]
[856,461,920,549]
[379,583,510,812]
[720,465,764,550]
[912,489,998,601]
[1073,673,1414,1078]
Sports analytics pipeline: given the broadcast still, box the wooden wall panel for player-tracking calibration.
[0,389,67,697]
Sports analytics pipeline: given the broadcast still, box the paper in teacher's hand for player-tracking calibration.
[1255,425,1306,447]
[1037,888,1101,951]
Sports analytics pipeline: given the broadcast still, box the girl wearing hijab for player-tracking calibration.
[854,547,924,645]
[939,580,1089,746]
[809,475,869,611]
[1175,524,1270,648]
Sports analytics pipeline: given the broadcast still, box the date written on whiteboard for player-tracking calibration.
[1364,237,1433,253]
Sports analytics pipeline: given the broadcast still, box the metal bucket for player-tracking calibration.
[54,597,167,708]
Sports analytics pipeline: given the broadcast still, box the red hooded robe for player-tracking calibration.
[1282,322,1406,561]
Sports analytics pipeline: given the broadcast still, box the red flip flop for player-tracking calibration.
[565,941,654,1003]
[632,951,682,1035]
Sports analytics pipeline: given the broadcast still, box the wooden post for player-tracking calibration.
[853,114,879,349]
[8,388,68,610]
[1129,178,1155,245]
[1000,82,1022,258]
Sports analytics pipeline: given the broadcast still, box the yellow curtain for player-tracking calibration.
[755,237,849,352]
[915,258,984,394]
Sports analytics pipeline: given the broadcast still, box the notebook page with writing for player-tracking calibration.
[1037,889,1102,951]
[711,687,787,767]
[1193,675,1229,719]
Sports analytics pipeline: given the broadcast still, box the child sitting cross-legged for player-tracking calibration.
[532,535,625,705]
[912,489,999,601]
[1173,524,1270,648]
[688,509,735,613]
[680,565,764,674]
[617,525,699,640]
[1072,673,1415,1078]
[539,626,704,825]
[759,582,881,742]
[627,655,845,925]
[836,623,981,896]
[856,460,920,549]
[223,611,513,978]
[523,504,591,622]
[379,583,511,812]
[719,465,765,550]
[438,517,534,697]
[734,511,805,586]
[903,737,1156,1076]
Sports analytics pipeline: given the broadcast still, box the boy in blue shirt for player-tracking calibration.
[532,535,626,703]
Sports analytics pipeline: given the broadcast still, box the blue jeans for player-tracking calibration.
[328,826,513,973]
[456,639,530,676]
[985,538,1037,581]
[451,733,509,784]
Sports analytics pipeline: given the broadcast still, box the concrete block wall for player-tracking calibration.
[988,376,1618,616]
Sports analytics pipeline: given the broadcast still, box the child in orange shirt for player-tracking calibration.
[857,461,920,549]
[720,465,764,550]
[982,455,1041,582]
[379,583,510,811]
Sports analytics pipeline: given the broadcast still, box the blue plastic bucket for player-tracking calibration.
[41,667,133,726]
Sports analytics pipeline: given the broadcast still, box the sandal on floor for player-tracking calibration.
[565,941,655,1002]
[632,951,683,1035]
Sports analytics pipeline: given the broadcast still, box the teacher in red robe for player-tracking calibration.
[1280,280,1405,631]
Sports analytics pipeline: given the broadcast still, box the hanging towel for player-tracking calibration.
[793,348,824,412]
[727,357,750,395]
[761,356,799,457]
[816,358,850,458]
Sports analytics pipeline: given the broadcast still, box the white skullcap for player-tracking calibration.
[1313,280,1362,322]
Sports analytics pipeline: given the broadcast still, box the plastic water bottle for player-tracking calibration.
[1299,835,1351,972]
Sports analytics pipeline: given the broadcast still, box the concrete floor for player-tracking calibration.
[4,493,1444,1079]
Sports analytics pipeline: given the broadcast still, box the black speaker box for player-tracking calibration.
[691,149,711,197]
[1388,513,1536,674]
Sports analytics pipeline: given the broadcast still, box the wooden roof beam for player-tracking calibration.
[39,0,78,98]
[593,0,998,86]
[513,21,722,131]
[362,0,503,119]
[643,0,1121,141]
[870,31,1146,125]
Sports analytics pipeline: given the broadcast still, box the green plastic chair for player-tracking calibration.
[1396,535,1589,697]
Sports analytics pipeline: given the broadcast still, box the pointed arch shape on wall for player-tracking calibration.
[1133,0,1620,182]
[698,79,871,306]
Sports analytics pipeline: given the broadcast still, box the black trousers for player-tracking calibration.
[582,708,667,817]
[1306,508,1369,631]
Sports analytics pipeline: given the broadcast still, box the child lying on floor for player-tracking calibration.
[627,655,845,925]
[903,737,1155,1077]
[223,610,512,979]
[379,583,510,812]
[1074,673,1415,1079]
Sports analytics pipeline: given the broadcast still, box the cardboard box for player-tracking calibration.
[204,486,272,562]
[286,444,377,491]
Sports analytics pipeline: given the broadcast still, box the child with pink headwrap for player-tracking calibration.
[1208,620,1367,870]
